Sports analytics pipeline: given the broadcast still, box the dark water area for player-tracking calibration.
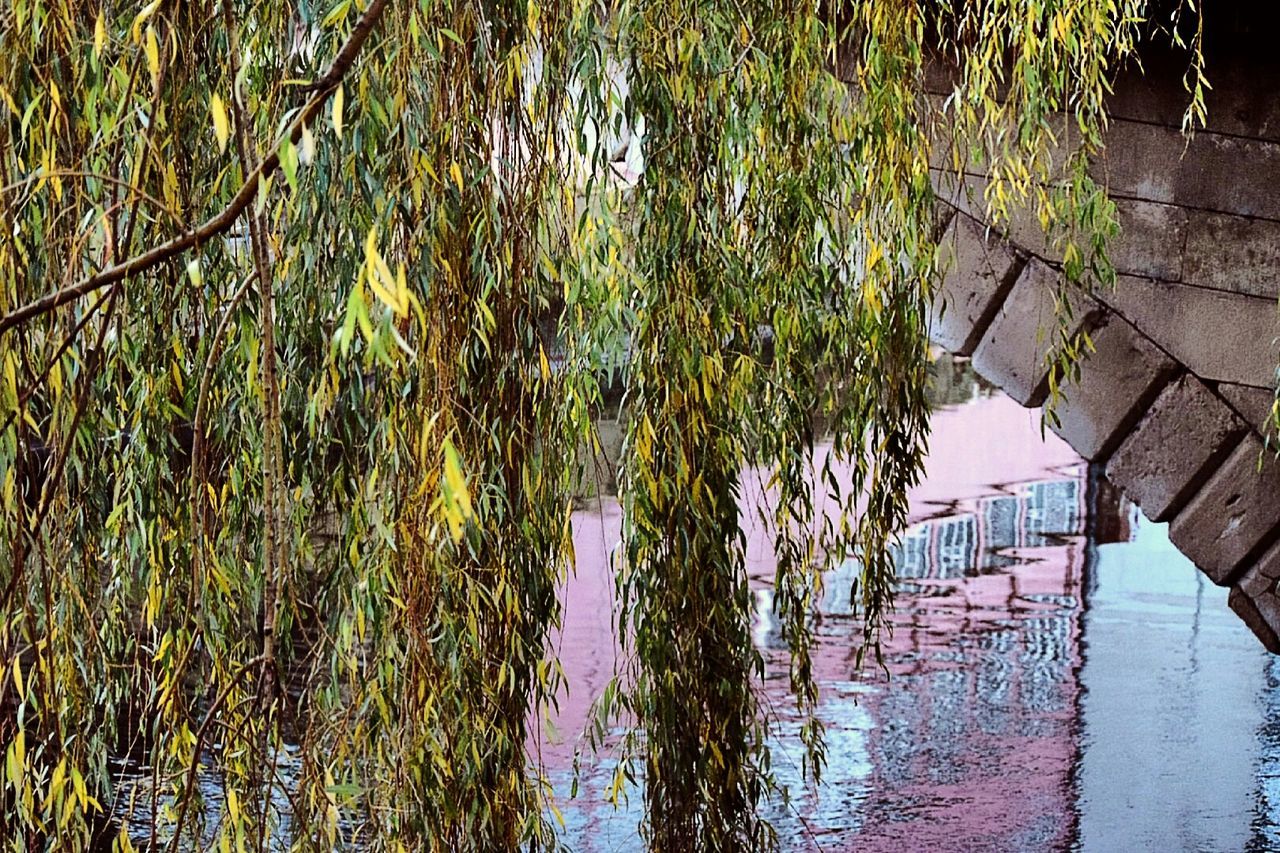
[552,364,1280,851]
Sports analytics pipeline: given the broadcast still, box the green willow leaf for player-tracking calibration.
[0,0,1208,848]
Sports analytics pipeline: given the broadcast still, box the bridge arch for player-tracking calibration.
[927,14,1280,649]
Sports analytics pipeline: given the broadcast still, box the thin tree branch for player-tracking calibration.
[1,169,188,229]
[0,0,391,337]
[166,654,267,853]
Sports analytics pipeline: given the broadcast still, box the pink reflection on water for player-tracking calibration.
[814,539,1084,851]
[542,498,624,766]
[548,391,1088,849]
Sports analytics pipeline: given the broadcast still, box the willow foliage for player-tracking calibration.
[1,0,1198,849]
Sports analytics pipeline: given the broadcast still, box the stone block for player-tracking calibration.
[1253,539,1280,582]
[929,172,1187,284]
[1105,375,1247,522]
[1229,545,1280,654]
[1110,200,1188,283]
[1170,436,1280,585]
[1049,315,1177,461]
[928,216,1020,356]
[1177,132,1280,221]
[1108,48,1280,143]
[1100,121,1280,220]
[1106,51,1205,132]
[1218,383,1277,436]
[1228,579,1280,654]
[971,259,1101,406]
[1098,275,1280,388]
[932,202,958,240]
[1183,211,1280,300]
[1094,120,1184,206]
[930,170,984,224]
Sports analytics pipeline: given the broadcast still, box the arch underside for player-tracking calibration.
[929,92,1280,650]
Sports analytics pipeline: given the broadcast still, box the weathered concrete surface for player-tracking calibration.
[1183,213,1280,300]
[1098,276,1280,388]
[1105,376,1247,522]
[1102,121,1280,221]
[929,216,1020,356]
[1049,315,1177,461]
[935,171,1280,302]
[971,260,1101,406]
[932,172,1180,277]
[1107,48,1280,143]
[1218,383,1277,435]
[1170,437,1280,584]
[1108,200,1189,285]
[1229,541,1280,654]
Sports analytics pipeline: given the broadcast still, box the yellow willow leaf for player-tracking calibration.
[441,438,474,543]
[865,240,883,271]
[321,0,352,27]
[539,345,551,381]
[364,228,404,315]
[332,83,344,138]
[50,757,66,801]
[210,93,229,153]
[144,25,160,83]
[417,412,439,465]
[449,161,463,191]
[71,766,87,809]
[9,729,24,782]
[94,11,107,58]
[255,173,271,217]
[395,263,409,315]
[130,0,159,42]
[2,470,15,514]
[421,157,439,185]
[163,161,179,207]
[862,280,881,314]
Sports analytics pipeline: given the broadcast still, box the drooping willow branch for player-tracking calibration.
[220,0,287,704]
[0,0,390,337]
[0,0,1212,846]
[166,654,267,853]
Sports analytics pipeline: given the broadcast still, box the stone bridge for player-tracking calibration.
[926,11,1280,651]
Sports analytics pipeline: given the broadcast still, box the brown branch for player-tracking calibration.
[1,170,188,230]
[0,0,391,337]
[166,654,267,853]
[219,0,286,714]
[301,0,394,93]
[186,272,253,600]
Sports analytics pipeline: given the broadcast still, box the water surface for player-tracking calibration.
[553,375,1280,851]
[115,367,1280,850]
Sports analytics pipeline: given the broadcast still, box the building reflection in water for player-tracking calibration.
[555,372,1280,852]
[759,468,1105,851]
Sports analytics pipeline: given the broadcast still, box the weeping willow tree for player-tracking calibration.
[0,0,1201,849]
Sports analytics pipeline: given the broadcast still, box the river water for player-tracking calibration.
[551,366,1280,851]
[116,363,1280,850]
